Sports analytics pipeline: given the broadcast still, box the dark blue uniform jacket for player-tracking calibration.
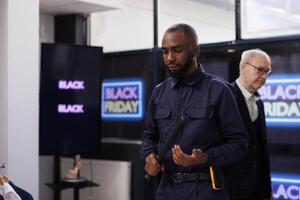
[141,67,248,200]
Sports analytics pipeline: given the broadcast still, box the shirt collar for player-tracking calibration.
[236,78,260,101]
[170,64,205,88]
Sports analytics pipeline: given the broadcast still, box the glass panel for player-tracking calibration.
[90,0,236,52]
[241,0,300,39]
[159,0,235,46]
[90,0,154,52]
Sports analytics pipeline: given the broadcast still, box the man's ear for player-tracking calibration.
[193,45,200,58]
[240,63,247,75]
[240,62,245,70]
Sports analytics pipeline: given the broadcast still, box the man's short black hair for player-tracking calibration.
[165,23,198,46]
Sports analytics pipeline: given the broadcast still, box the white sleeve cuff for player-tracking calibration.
[2,182,22,200]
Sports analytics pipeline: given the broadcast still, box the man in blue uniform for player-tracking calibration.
[226,49,272,200]
[141,23,248,200]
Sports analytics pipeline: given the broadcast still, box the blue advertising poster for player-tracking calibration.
[272,172,300,200]
[259,74,300,127]
[101,79,144,120]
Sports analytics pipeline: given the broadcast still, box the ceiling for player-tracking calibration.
[40,0,236,15]
[189,0,235,11]
[40,0,123,15]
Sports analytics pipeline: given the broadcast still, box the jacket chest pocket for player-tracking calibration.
[155,107,171,119]
[184,105,214,132]
[184,104,216,145]
[185,104,214,119]
[154,105,172,135]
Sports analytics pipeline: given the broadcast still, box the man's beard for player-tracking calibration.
[167,55,194,80]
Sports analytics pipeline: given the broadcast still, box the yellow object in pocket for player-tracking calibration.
[209,166,224,190]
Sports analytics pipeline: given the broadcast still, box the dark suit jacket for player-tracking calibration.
[225,82,271,199]
[9,181,33,200]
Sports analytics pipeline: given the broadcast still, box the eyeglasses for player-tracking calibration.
[0,163,6,176]
[245,62,272,77]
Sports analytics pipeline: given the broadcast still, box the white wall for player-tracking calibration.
[0,0,40,199]
[61,158,131,200]
[91,0,235,52]
[0,0,8,167]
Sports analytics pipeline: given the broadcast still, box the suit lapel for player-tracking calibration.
[257,99,267,141]
[232,82,253,128]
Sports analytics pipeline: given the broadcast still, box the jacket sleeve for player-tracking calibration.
[206,84,248,167]
[140,88,159,159]
[260,100,272,196]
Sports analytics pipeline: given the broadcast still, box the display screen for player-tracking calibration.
[199,53,230,81]
[260,50,300,144]
[101,79,144,120]
[272,172,300,200]
[39,43,102,155]
[100,50,163,139]
[260,74,300,126]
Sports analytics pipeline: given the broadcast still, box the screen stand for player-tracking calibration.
[54,155,61,200]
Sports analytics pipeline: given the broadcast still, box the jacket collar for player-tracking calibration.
[236,78,260,101]
[170,64,205,88]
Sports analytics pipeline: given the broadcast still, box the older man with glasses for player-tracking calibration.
[226,49,273,200]
[0,176,21,200]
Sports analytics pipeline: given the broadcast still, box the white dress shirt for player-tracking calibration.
[0,182,22,200]
[236,79,259,122]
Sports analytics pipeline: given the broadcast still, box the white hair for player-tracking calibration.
[240,49,271,65]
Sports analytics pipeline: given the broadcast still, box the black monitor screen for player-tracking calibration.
[101,50,164,139]
[199,55,230,81]
[39,43,102,155]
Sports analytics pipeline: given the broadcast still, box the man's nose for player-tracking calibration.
[167,52,175,62]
